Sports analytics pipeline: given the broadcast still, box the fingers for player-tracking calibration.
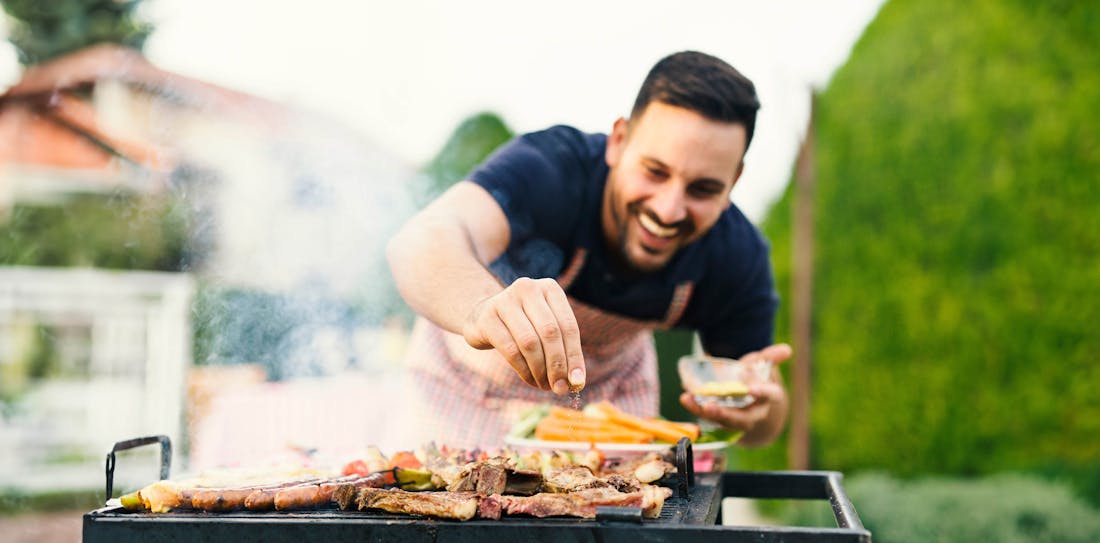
[741,343,793,365]
[679,383,780,432]
[495,293,550,390]
[463,278,583,395]
[542,280,585,392]
[475,310,538,388]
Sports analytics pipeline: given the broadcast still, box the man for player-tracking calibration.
[388,50,791,449]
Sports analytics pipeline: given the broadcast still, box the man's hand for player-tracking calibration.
[462,277,586,395]
[679,343,792,447]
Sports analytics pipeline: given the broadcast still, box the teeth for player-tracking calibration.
[638,214,678,238]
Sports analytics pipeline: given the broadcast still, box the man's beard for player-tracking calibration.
[606,201,694,276]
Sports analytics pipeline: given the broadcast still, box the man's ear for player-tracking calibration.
[605,117,628,167]
[724,162,745,210]
[732,161,745,187]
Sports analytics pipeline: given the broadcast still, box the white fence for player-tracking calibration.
[0,266,193,491]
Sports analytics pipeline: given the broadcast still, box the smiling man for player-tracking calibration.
[387,51,791,449]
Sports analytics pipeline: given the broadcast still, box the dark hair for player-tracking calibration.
[631,51,761,151]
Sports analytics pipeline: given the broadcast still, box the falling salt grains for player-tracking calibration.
[569,388,583,411]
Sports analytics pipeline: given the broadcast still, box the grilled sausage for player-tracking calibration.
[274,474,380,511]
[244,477,337,511]
[192,477,325,512]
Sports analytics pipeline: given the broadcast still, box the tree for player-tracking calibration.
[0,0,151,65]
[421,111,513,202]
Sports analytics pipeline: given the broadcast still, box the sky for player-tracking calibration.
[1,0,884,223]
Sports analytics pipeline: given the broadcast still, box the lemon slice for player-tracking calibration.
[696,380,750,397]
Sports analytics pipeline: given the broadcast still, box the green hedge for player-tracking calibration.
[751,0,1100,498]
[782,473,1100,543]
[0,192,188,271]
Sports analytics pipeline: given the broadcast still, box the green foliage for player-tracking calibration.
[761,0,1100,494]
[420,111,513,202]
[0,488,101,515]
[782,472,1100,543]
[655,328,694,422]
[0,0,151,65]
[0,192,188,271]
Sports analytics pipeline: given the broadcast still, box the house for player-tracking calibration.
[0,44,418,487]
[1,44,418,296]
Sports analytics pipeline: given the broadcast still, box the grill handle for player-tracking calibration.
[674,437,694,499]
[105,435,172,503]
[722,470,866,531]
[825,472,863,530]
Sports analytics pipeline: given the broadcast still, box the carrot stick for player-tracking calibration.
[548,406,590,420]
[535,418,651,438]
[535,426,652,443]
[589,402,696,443]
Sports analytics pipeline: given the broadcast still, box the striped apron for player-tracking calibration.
[404,248,695,449]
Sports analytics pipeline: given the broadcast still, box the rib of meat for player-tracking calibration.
[540,466,609,493]
[332,473,391,510]
[446,457,535,496]
[640,484,673,519]
[605,474,642,493]
[474,462,508,495]
[357,487,480,521]
[489,487,646,519]
[502,469,542,496]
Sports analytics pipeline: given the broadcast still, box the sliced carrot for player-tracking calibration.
[589,402,696,443]
[548,406,590,420]
[535,426,651,443]
[666,421,701,441]
[537,420,649,437]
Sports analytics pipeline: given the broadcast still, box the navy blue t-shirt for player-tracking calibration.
[468,125,777,359]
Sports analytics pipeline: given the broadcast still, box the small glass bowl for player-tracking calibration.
[677,355,773,408]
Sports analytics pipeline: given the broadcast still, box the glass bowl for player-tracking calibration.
[677,355,773,408]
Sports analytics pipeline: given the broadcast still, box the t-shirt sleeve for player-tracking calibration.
[466,127,587,246]
[697,240,779,359]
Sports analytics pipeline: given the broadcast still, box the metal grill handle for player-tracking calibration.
[674,437,694,499]
[105,435,172,503]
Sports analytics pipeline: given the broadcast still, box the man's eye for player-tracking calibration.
[688,185,721,197]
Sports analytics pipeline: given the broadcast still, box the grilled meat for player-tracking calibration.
[486,487,645,519]
[356,487,480,521]
[540,466,609,493]
[330,473,392,510]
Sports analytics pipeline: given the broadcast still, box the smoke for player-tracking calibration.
[176,108,427,381]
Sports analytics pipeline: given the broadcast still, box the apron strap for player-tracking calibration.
[658,281,694,330]
[556,248,588,290]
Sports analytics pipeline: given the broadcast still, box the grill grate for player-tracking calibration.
[85,436,871,542]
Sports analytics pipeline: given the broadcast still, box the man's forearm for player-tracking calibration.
[386,215,503,334]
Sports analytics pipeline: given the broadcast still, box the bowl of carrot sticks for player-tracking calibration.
[504,401,735,470]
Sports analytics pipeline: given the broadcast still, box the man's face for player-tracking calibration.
[602,101,747,274]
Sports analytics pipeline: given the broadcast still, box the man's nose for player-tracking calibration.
[647,183,688,225]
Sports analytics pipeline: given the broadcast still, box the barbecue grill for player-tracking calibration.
[84,435,872,542]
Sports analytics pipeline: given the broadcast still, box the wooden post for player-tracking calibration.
[789,93,815,470]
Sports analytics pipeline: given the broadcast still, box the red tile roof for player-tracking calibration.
[0,43,289,179]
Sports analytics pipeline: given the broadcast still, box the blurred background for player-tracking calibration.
[0,0,1097,541]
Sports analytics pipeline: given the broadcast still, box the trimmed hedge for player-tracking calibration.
[783,473,1100,543]
[746,0,1100,501]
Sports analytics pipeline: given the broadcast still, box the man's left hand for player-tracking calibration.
[679,343,792,447]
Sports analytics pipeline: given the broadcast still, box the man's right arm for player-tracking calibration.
[386,181,586,395]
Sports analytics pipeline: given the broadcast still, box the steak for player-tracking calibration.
[540,466,609,493]
[489,487,643,519]
[356,488,480,521]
